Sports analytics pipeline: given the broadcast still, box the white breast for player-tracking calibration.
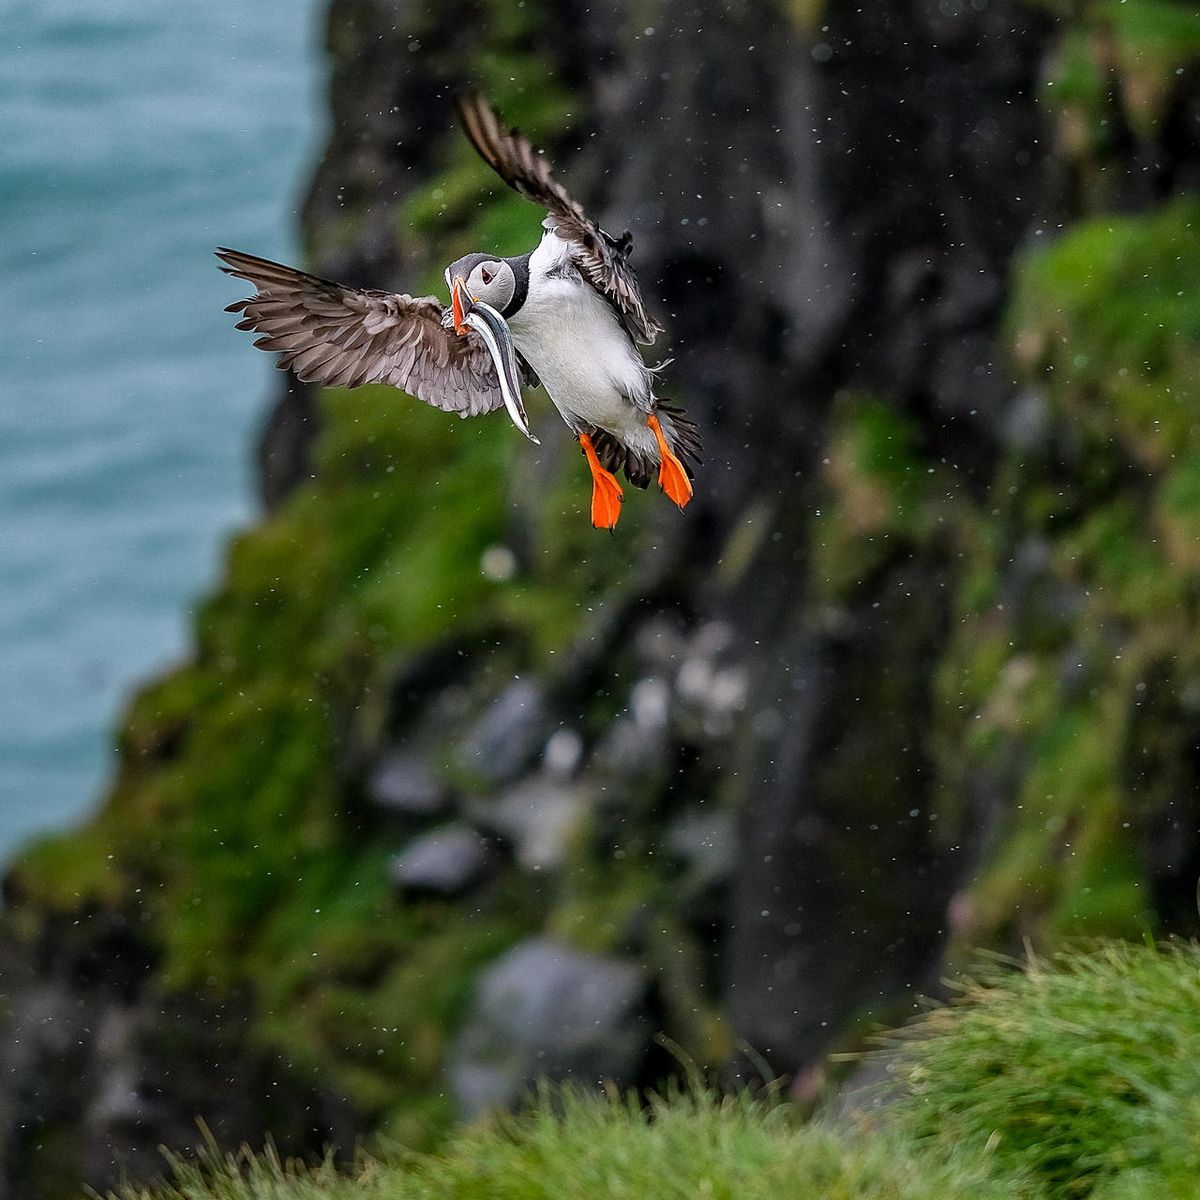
[508,232,656,454]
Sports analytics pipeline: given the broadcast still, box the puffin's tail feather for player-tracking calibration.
[591,429,655,489]
[588,402,702,490]
[656,402,702,477]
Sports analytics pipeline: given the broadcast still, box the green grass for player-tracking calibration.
[886,941,1200,1197]
[111,943,1200,1200]
[110,1091,1024,1200]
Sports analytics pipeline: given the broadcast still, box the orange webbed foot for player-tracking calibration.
[590,471,624,530]
[647,413,694,510]
[579,433,624,530]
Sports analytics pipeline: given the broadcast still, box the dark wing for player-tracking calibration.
[455,92,663,346]
[516,350,541,390]
[216,249,506,417]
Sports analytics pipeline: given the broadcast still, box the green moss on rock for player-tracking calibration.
[937,198,1200,953]
[810,395,946,603]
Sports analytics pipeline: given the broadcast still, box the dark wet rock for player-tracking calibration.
[593,715,666,780]
[827,1055,896,1122]
[541,728,584,780]
[666,807,737,888]
[80,1007,164,1164]
[666,807,738,935]
[449,938,649,1119]
[729,552,961,1073]
[675,659,747,737]
[459,681,547,787]
[628,677,672,730]
[257,374,318,511]
[671,625,748,739]
[1001,387,1050,453]
[389,826,492,897]
[632,617,688,673]
[474,778,591,873]
[593,679,672,782]
[1002,536,1083,645]
[367,750,450,820]
[0,923,349,1200]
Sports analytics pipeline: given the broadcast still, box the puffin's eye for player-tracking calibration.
[481,266,495,285]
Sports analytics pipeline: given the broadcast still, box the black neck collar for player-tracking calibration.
[501,252,531,318]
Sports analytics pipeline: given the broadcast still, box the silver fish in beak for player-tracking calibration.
[457,293,539,444]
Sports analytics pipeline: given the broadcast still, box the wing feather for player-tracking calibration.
[454,93,663,345]
[216,248,507,417]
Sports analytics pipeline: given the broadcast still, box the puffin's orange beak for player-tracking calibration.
[451,276,471,335]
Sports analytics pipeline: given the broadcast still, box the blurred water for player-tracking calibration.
[0,1,321,855]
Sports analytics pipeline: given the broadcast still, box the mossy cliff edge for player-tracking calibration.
[4,0,1200,1196]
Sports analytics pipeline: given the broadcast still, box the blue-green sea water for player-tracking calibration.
[1,2,321,856]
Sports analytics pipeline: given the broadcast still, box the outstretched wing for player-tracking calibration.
[455,92,663,346]
[216,248,506,417]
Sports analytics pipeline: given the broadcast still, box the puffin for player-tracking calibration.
[217,92,699,529]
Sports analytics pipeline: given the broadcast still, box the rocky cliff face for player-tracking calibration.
[5,0,1200,1195]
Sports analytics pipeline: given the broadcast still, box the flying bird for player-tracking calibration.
[217,93,699,530]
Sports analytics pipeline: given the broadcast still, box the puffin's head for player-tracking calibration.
[445,253,517,333]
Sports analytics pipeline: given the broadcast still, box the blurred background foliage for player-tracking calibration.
[4,0,1200,1196]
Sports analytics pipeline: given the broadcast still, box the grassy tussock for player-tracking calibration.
[886,941,1200,1196]
[112,1092,1017,1200]
[114,943,1200,1200]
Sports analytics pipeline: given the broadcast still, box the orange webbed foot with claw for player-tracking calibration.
[647,413,693,510]
[579,433,624,530]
